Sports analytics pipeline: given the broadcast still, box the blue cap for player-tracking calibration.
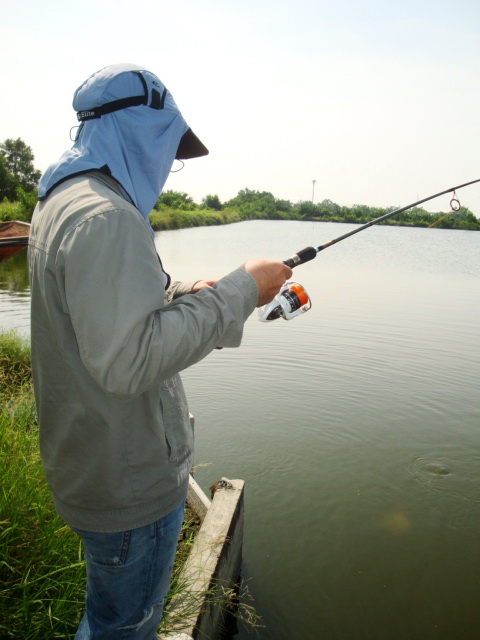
[74,63,208,159]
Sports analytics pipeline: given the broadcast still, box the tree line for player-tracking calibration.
[1,138,479,231]
[150,188,480,231]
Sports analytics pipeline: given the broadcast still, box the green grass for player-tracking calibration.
[0,201,27,223]
[149,206,244,231]
[0,340,84,638]
[0,330,31,393]
[0,330,201,639]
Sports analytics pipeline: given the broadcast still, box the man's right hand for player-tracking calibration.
[242,260,293,307]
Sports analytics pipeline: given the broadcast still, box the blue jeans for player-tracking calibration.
[71,499,185,640]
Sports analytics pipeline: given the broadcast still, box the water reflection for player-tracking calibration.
[0,251,30,333]
[0,250,29,292]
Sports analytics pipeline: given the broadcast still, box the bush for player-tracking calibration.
[154,190,197,211]
[16,187,37,220]
[150,208,235,231]
[0,188,37,223]
[0,200,26,222]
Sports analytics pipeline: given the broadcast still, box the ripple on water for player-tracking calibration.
[409,455,480,504]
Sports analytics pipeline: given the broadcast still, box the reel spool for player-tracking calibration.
[259,281,312,322]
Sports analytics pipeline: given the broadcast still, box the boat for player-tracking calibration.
[0,220,30,263]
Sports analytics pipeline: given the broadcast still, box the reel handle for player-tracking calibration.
[283,246,317,268]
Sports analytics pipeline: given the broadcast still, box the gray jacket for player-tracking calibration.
[28,172,257,532]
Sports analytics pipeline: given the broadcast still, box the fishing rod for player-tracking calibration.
[259,178,480,321]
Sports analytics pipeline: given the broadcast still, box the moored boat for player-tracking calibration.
[0,220,30,262]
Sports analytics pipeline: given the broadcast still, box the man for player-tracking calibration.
[28,63,291,640]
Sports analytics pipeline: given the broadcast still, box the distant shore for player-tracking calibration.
[149,206,480,233]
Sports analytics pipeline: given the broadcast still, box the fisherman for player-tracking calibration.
[28,63,291,640]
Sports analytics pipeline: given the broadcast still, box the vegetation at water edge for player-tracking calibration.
[0,330,201,639]
[1,137,479,231]
[149,188,480,232]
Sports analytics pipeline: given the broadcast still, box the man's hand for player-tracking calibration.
[242,260,293,307]
[191,280,216,293]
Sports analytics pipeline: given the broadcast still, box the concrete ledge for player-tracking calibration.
[160,477,245,640]
[187,475,211,521]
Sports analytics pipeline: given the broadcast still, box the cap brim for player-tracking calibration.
[176,128,209,160]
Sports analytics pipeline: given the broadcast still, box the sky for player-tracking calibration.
[1,0,480,214]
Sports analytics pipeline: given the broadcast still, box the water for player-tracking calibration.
[2,221,479,639]
[0,250,30,335]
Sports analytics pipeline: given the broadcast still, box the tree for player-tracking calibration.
[16,186,38,219]
[295,201,318,218]
[274,198,293,213]
[464,211,479,226]
[201,194,223,211]
[226,189,278,218]
[154,190,197,211]
[450,206,472,221]
[0,138,41,195]
[0,154,17,201]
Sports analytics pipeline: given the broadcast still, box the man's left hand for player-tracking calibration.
[191,280,216,293]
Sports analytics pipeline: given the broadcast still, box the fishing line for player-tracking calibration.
[259,179,480,321]
[316,206,458,304]
[283,178,480,269]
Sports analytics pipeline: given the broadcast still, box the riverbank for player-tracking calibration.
[149,204,480,233]
[0,330,202,639]
[2,185,479,232]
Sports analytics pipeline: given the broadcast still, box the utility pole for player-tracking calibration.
[312,179,316,204]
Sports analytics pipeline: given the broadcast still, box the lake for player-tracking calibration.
[1,220,479,640]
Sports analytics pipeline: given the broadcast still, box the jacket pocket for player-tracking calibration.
[159,375,193,463]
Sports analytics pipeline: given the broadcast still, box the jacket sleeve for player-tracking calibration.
[57,207,258,397]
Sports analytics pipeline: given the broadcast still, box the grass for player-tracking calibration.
[149,207,244,231]
[0,330,31,393]
[0,332,83,639]
[0,201,27,223]
[0,330,202,640]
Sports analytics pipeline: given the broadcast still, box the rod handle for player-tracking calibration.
[283,246,317,268]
